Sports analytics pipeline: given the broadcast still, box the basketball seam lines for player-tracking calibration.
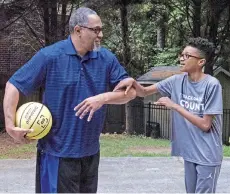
[19,102,34,128]
[29,105,44,130]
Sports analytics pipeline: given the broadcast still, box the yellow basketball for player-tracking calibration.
[15,102,52,140]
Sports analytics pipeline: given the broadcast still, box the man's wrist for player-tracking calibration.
[97,93,108,104]
[5,124,15,131]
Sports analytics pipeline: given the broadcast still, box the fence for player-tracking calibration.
[1,89,230,146]
[144,103,171,139]
[223,109,230,145]
[130,102,230,146]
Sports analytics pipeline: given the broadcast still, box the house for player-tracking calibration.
[137,65,230,144]
[137,66,182,103]
[213,66,230,109]
[137,65,230,107]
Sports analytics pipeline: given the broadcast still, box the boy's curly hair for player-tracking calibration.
[187,37,215,63]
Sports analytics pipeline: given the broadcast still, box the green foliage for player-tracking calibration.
[101,3,159,77]
[3,0,230,76]
[148,47,181,69]
[100,0,187,76]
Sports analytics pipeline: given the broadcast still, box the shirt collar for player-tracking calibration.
[65,36,98,59]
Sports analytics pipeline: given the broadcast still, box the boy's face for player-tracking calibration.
[179,46,206,73]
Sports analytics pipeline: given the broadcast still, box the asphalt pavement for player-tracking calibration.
[0,157,230,193]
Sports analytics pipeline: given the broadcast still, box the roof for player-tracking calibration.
[137,66,182,84]
[213,66,230,77]
[137,65,230,85]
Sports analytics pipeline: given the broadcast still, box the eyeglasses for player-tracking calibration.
[179,53,203,60]
[79,25,102,35]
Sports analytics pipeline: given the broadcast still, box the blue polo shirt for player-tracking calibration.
[9,36,128,158]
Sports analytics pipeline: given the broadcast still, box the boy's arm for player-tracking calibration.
[113,78,158,97]
[172,103,213,132]
[155,97,213,132]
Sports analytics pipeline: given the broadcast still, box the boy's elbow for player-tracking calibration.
[201,123,211,132]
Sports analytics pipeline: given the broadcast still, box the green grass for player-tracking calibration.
[100,134,230,157]
[1,133,230,158]
[100,134,171,157]
[0,142,37,159]
[223,145,230,157]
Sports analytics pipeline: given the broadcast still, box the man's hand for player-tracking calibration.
[154,97,176,109]
[6,127,34,144]
[113,78,135,95]
[74,94,105,122]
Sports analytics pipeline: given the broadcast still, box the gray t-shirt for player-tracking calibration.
[156,73,223,166]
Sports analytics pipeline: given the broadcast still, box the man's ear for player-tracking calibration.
[74,26,81,35]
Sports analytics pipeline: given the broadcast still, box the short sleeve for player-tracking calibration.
[108,56,129,90]
[9,49,50,96]
[155,75,177,97]
[204,81,223,115]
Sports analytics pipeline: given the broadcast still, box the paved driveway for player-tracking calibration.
[0,157,230,193]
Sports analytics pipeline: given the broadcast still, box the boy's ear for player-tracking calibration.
[199,59,206,67]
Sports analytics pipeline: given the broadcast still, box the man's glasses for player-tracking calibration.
[178,53,203,60]
[79,25,102,35]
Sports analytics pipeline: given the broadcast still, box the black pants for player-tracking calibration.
[36,150,100,193]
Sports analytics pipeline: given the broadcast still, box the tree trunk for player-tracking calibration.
[119,0,135,134]
[40,0,50,46]
[120,0,131,70]
[178,19,184,46]
[125,97,144,135]
[50,0,58,44]
[156,14,166,49]
[61,0,67,39]
[204,0,223,75]
[191,0,201,37]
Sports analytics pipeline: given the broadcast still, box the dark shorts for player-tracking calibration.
[35,150,100,193]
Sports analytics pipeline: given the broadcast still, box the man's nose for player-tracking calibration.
[98,30,103,38]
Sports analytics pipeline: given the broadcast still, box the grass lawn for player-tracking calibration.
[100,134,170,157]
[0,132,230,159]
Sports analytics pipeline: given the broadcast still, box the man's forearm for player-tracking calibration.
[3,82,19,132]
[99,88,136,105]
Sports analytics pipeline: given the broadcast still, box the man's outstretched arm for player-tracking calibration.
[74,88,136,122]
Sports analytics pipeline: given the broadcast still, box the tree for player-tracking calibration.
[203,0,230,75]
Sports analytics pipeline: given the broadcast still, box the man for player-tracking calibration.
[3,7,136,193]
[111,37,223,193]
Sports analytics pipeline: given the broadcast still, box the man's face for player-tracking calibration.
[78,14,103,52]
[179,46,205,73]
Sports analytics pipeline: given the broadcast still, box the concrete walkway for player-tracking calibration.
[0,157,230,193]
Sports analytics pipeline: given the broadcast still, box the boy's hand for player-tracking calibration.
[113,78,135,95]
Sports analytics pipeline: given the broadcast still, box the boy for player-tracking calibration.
[112,37,223,193]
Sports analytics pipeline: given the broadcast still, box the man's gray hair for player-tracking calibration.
[69,7,97,33]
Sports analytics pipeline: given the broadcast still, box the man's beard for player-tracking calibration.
[93,42,101,51]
